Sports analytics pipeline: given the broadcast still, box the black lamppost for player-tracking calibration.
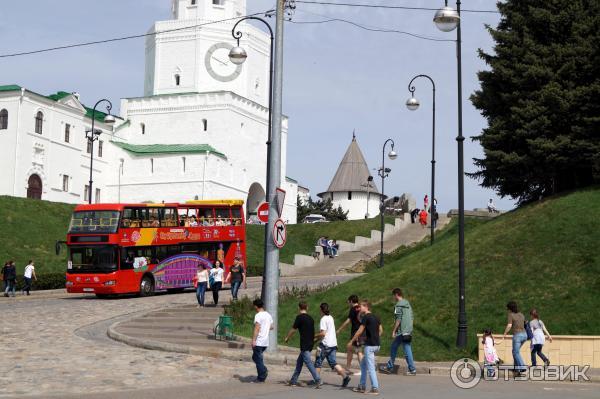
[406,74,436,245]
[378,139,397,268]
[86,99,115,204]
[229,16,274,299]
[433,1,467,348]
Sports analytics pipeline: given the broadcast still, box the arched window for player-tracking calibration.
[0,109,8,130]
[175,74,181,86]
[202,119,208,131]
[35,111,44,134]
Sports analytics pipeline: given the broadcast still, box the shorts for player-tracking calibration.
[315,344,337,370]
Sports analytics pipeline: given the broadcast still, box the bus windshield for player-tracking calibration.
[69,211,120,234]
[68,246,118,273]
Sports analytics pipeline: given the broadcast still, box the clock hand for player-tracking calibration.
[212,56,229,66]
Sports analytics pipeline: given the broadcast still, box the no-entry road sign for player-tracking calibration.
[273,218,287,249]
[257,202,269,223]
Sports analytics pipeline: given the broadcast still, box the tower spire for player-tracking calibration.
[352,129,356,141]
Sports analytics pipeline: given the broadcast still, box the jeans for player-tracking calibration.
[231,281,242,300]
[315,344,338,369]
[387,335,416,372]
[360,346,380,390]
[512,332,528,371]
[330,246,338,256]
[290,350,320,384]
[23,277,32,294]
[321,246,329,256]
[212,281,222,305]
[196,282,207,305]
[252,346,268,381]
[531,344,548,366]
[4,279,16,297]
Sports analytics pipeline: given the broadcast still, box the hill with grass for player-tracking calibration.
[231,188,600,360]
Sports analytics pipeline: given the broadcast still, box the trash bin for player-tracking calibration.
[216,315,234,340]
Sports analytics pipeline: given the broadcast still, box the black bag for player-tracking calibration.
[401,334,412,343]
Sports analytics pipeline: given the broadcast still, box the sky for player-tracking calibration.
[0,0,515,212]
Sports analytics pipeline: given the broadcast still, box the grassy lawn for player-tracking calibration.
[231,188,600,361]
[245,216,395,275]
[0,196,73,275]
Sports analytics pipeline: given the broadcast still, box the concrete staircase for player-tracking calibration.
[281,214,450,277]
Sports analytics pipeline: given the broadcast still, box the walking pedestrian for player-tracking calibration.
[194,264,210,307]
[423,194,429,210]
[502,301,527,375]
[482,328,500,377]
[410,208,420,224]
[225,257,246,301]
[315,303,352,388]
[337,295,364,373]
[284,302,321,388]
[23,260,37,296]
[432,206,439,229]
[351,300,383,395]
[251,299,273,383]
[529,309,552,367]
[3,261,16,297]
[418,209,428,228]
[380,288,416,375]
[210,260,224,306]
[2,261,9,293]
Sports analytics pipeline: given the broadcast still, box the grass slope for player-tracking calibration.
[245,216,393,274]
[0,196,73,275]
[241,188,600,360]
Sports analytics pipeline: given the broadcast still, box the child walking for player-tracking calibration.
[482,329,500,377]
[530,309,552,366]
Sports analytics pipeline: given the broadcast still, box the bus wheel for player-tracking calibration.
[140,275,154,297]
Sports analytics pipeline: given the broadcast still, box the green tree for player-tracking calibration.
[296,196,348,222]
[470,0,600,204]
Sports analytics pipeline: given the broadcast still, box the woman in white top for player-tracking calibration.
[195,264,210,307]
[530,308,552,366]
[210,260,224,306]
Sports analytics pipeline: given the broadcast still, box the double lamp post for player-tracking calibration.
[86,99,115,204]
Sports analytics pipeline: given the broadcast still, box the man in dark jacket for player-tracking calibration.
[3,261,17,297]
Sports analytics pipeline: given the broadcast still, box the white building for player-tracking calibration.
[318,135,383,220]
[0,0,298,223]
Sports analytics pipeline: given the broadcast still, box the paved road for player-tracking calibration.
[0,275,353,398]
[14,374,598,399]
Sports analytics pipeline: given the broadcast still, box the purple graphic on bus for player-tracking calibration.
[153,254,212,290]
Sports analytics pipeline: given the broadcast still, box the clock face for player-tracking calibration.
[205,42,243,82]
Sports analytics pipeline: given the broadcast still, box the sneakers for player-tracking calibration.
[379,365,393,374]
[286,381,300,387]
[314,380,322,389]
[544,359,550,367]
[405,370,417,376]
[365,388,380,395]
[342,375,351,387]
[352,386,366,393]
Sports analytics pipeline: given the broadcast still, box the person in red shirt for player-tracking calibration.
[419,209,428,228]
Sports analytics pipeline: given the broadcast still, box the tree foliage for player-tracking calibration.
[296,195,349,222]
[470,0,600,204]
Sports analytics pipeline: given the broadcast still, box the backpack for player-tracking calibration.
[524,321,534,341]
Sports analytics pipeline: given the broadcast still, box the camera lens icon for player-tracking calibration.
[450,358,482,389]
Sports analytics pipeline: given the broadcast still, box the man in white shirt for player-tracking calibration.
[23,260,37,296]
[252,299,273,383]
[315,303,352,387]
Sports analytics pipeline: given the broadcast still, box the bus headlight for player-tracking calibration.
[66,281,74,287]
[103,280,117,286]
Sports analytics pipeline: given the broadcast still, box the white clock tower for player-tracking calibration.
[144,0,271,107]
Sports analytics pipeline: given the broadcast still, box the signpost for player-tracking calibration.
[272,218,287,249]
[276,188,286,218]
[257,202,270,224]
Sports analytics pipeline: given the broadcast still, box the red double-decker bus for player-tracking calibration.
[65,200,246,297]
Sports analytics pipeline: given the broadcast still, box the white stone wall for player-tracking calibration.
[321,191,382,220]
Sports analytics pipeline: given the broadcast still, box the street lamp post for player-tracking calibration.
[433,0,467,348]
[406,74,436,245]
[86,99,115,204]
[230,14,275,302]
[378,139,397,268]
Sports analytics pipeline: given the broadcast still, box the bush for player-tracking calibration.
[13,272,65,291]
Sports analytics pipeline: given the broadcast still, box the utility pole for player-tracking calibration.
[263,0,286,352]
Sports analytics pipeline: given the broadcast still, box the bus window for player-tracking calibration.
[123,208,145,228]
[197,208,214,226]
[160,208,178,227]
[143,208,160,228]
[232,208,242,226]
[178,208,189,226]
[215,208,232,226]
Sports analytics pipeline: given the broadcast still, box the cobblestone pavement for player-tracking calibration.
[0,276,353,398]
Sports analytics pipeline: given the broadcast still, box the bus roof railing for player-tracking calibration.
[184,200,244,206]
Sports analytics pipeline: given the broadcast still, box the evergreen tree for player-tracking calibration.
[296,196,349,222]
[470,0,600,204]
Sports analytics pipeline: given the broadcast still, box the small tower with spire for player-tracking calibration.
[318,134,383,220]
